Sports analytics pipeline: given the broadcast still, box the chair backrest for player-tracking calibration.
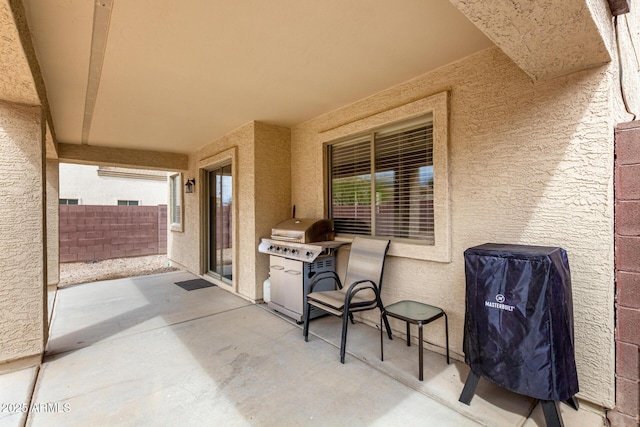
[343,237,390,298]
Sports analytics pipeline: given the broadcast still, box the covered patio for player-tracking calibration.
[1,271,605,426]
[4,0,640,422]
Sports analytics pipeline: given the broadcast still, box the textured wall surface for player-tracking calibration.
[59,205,167,263]
[0,0,39,104]
[449,0,611,81]
[253,123,291,297]
[169,122,291,301]
[170,123,253,296]
[291,47,616,406]
[0,101,45,363]
[46,159,59,285]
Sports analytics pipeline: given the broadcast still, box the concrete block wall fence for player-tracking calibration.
[609,122,640,427]
[59,205,167,263]
[158,205,168,253]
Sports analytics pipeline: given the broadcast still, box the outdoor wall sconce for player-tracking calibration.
[185,178,196,194]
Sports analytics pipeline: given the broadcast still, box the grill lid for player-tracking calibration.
[271,218,334,243]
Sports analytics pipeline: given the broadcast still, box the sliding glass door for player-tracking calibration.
[207,163,232,282]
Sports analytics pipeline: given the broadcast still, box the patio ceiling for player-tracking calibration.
[20,0,493,154]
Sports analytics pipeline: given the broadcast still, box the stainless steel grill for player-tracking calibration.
[259,218,346,323]
[258,218,339,262]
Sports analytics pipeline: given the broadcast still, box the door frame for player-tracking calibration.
[197,146,238,293]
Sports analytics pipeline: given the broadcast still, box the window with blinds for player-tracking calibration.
[328,116,434,244]
[169,173,183,231]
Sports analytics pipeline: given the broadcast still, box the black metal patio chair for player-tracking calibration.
[303,237,393,363]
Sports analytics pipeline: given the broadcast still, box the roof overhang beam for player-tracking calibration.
[449,0,613,81]
[58,143,188,172]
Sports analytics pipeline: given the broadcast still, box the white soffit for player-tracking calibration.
[22,0,93,142]
[23,0,493,153]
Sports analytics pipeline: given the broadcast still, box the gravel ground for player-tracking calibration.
[58,254,178,287]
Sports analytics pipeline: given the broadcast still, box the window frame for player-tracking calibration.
[322,92,450,262]
[327,117,434,243]
[59,198,79,205]
[169,173,184,232]
[117,200,139,206]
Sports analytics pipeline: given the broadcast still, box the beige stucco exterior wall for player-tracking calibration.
[450,0,612,81]
[290,47,616,407]
[0,101,46,363]
[169,121,291,301]
[253,122,291,298]
[169,123,252,293]
[46,159,59,286]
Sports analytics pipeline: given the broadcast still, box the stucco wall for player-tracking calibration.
[178,123,254,296]
[450,0,611,81]
[170,122,291,301]
[253,122,291,297]
[0,101,46,363]
[46,159,59,285]
[291,47,616,407]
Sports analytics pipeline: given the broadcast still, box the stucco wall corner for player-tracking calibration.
[0,102,46,362]
[0,0,39,105]
[253,122,292,300]
[450,0,612,81]
[170,122,259,299]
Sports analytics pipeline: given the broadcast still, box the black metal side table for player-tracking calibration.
[381,300,450,381]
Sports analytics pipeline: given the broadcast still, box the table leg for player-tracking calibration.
[406,322,411,347]
[418,322,423,381]
[380,313,384,361]
[444,313,450,364]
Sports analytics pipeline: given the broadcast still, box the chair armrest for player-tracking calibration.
[344,279,380,302]
[341,280,383,314]
[308,271,342,293]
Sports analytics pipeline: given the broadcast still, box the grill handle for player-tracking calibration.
[270,235,301,242]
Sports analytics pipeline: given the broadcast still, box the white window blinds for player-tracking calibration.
[328,117,434,243]
[170,174,181,225]
[330,137,372,235]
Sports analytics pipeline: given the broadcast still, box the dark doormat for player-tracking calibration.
[175,279,217,291]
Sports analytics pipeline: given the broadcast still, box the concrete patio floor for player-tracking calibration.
[1,270,606,426]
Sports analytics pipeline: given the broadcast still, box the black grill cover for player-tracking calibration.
[463,243,579,401]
